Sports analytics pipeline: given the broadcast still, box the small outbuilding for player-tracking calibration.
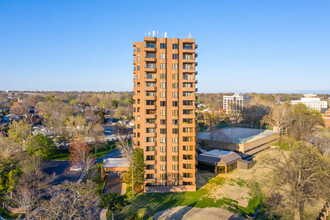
[197,149,249,174]
[101,158,129,179]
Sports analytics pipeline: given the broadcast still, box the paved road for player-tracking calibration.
[103,171,126,194]
[40,160,81,185]
[96,148,122,163]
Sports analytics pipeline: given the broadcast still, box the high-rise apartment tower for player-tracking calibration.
[133,36,198,192]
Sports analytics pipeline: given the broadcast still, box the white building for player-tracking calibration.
[291,94,327,112]
[223,93,251,114]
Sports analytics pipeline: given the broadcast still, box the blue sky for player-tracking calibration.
[0,0,329,93]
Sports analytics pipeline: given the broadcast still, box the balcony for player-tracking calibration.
[195,44,198,49]
[195,71,198,75]
[145,54,157,62]
[145,43,156,52]
[145,64,157,72]
[195,53,198,58]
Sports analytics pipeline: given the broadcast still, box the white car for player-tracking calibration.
[70,166,82,172]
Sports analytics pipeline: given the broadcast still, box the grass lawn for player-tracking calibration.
[116,175,261,219]
[46,141,117,161]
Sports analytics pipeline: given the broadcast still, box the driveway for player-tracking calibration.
[103,171,126,194]
[40,160,81,185]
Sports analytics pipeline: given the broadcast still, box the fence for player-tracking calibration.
[198,123,273,133]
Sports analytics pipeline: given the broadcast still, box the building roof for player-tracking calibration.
[102,158,129,168]
[321,108,329,114]
[197,149,241,165]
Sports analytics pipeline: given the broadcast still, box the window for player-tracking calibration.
[183,127,193,133]
[172,110,178,116]
[183,173,193,178]
[146,63,156,68]
[160,174,167,180]
[172,74,178,80]
[137,99,140,104]
[183,54,193,59]
[137,116,140,121]
[146,128,156,133]
[137,46,140,52]
[183,119,193,124]
[160,101,166,106]
[183,101,193,106]
[183,64,193,70]
[172,164,179,170]
[160,110,166,116]
[183,145,193,151]
[183,136,193,142]
[172,83,179,89]
[160,43,166,49]
[172,54,178,59]
[160,156,167,161]
[146,174,155,179]
[172,119,179,125]
[146,165,155,170]
[146,91,156,96]
[146,146,155,151]
[160,119,166,125]
[160,128,166,134]
[183,164,193,169]
[160,63,166,69]
[160,137,166,143]
[160,82,166,88]
[146,119,155,124]
[160,53,166,59]
[172,146,179,152]
[172,92,178,98]
[172,137,179,143]
[172,173,179,179]
[183,74,193,80]
[172,43,178,49]
[183,92,193,97]
[172,101,178,106]
[146,109,156,114]
[160,92,166,98]
[146,100,155,105]
[183,155,193,160]
[183,83,193,88]
[146,73,156,79]
[146,156,155,161]
[183,110,193,115]
[172,155,179,161]
[183,44,193,49]
[137,65,140,71]
[137,73,140,80]
[146,137,156,142]
[172,64,178,70]
[137,82,140,87]
[160,146,167,152]
[160,73,166,79]
[146,82,156,87]
[137,55,140,61]
[146,43,156,48]
[172,129,179,134]
[160,165,166,171]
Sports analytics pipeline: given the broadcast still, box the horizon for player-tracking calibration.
[1,0,329,93]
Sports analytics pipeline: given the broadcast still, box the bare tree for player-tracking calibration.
[69,139,93,173]
[263,103,292,135]
[30,180,100,220]
[261,144,330,220]
[10,102,26,116]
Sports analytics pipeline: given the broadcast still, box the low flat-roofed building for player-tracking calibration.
[197,149,249,173]
[101,158,129,179]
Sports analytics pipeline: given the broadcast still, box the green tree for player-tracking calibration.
[8,119,31,145]
[100,193,129,220]
[25,134,57,159]
[123,148,144,189]
[288,103,324,140]
[98,110,105,123]
[0,158,20,194]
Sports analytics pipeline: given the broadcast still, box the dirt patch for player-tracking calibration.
[154,206,244,220]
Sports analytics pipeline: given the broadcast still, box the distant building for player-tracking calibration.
[223,93,251,114]
[321,108,330,128]
[291,94,327,112]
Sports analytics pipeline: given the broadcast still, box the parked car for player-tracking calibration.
[70,166,82,172]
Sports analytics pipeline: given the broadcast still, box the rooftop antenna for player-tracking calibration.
[148,31,150,37]
[164,32,167,38]
[188,33,191,39]
[152,30,155,37]
[157,31,159,37]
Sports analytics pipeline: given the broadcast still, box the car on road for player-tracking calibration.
[70,166,82,172]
